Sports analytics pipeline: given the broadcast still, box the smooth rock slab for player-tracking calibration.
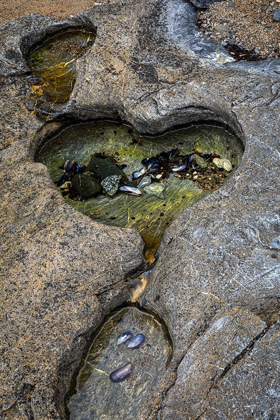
[161,307,267,419]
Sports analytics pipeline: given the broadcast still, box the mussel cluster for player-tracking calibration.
[56,148,233,199]
[109,331,145,383]
[57,160,86,187]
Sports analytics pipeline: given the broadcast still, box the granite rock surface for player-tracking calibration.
[0,0,279,418]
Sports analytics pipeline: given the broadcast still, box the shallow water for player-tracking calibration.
[67,307,172,419]
[36,121,243,261]
[27,29,95,110]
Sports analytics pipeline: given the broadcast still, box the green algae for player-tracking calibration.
[28,29,95,109]
[36,121,243,261]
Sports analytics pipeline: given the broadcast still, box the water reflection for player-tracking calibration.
[27,29,95,111]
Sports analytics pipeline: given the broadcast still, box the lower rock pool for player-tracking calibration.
[66,306,172,419]
[36,120,243,261]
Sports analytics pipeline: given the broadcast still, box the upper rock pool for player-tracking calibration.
[36,120,244,261]
[27,28,95,112]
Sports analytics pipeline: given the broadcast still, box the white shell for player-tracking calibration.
[222,159,233,172]
[213,158,224,168]
[213,158,232,172]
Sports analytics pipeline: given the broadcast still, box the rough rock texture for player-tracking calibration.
[161,308,273,418]
[0,0,279,418]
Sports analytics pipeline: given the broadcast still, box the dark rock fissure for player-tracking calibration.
[217,323,275,382]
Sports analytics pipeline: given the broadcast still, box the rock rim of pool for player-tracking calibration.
[0,0,279,418]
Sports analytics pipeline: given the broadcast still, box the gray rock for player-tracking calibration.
[201,321,280,419]
[273,9,280,21]
[72,173,102,198]
[101,174,122,197]
[138,175,152,188]
[162,308,267,419]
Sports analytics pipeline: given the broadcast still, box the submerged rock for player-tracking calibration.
[72,174,102,198]
[273,9,280,22]
[138,176,152,188]
[144,183,165,199]
[194,154,208,168]
[101,175,122,197]
[87,156,125,179]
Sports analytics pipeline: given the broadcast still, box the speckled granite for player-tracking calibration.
[0,0,279,418]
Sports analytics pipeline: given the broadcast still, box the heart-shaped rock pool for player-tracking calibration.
[36,120,243,261]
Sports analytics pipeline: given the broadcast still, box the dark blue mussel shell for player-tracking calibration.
[109,362,132,383]
[171,163,188,172]
[117,331,133,345]
[132,168,146,180]
[127,333,145,348]
[56,173,68,186]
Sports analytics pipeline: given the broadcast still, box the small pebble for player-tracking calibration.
[138,176,151,189]
[144,183,165,199]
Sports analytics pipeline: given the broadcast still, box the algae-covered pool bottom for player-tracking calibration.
[36,121,243,261]
[67,306,172,419]
[27,29,95,110]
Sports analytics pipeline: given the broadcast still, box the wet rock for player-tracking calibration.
[273,9,280,22]
[101,174,122,197]
[87,157,125,179]
[71,174,102,198]
[194,154,208,168]
[138,176,152,189]
[144,183,165,199]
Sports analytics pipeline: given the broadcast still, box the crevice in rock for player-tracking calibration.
[95,279,125,297]
[149,308,222,419]
[216,323,274,382]
[195,408,208,420]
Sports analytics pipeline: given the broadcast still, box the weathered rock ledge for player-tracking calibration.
[0,0,279,418]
